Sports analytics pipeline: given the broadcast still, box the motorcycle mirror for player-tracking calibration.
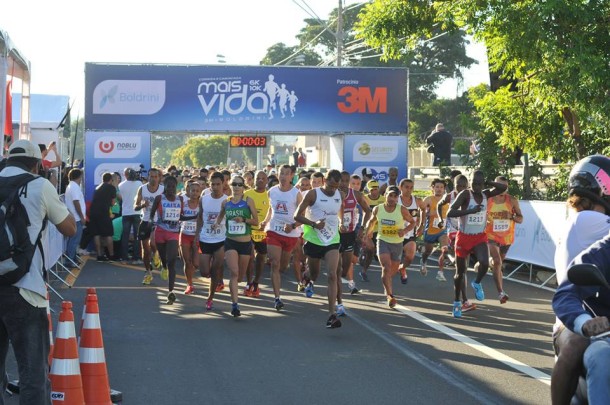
[567,263,610,289]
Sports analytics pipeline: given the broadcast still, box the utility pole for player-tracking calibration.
[336,0,343,66]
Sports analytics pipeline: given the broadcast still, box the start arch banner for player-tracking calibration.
[85,64,407,134]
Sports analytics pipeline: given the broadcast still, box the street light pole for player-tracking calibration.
[336,0,343,67]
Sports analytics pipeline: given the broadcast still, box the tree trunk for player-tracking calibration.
[522,153,531,200]
[561,107,586,159]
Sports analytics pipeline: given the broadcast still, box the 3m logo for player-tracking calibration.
[337,86,387,114]
[99,141,114,154]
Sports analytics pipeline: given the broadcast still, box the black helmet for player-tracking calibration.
[568,155,610,214]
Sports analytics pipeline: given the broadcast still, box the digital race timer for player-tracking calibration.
[229,136,268,147]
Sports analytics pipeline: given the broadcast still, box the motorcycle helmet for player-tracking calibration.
[568,155,610,214]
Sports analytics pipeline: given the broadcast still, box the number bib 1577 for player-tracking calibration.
[492,219,510,232]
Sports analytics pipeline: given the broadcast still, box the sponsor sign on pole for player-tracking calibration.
[342,135,407,185]
[85,64,407,133]
[84,131,151,201]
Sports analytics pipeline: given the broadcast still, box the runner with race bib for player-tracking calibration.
[446,170,507,318]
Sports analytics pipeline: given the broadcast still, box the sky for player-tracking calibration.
[1,0,489,115]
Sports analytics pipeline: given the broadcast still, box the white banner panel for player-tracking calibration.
[506,201,567,269]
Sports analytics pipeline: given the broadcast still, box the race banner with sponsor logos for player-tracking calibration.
[84,131,151,201]
[85,63,407,133]
[343,135,407,185]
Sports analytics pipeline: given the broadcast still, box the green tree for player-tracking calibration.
[171,135,228,167]
[152,134,190,168]
[67,117,85,164]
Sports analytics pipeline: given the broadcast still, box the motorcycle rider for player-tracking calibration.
[552,155,610,405]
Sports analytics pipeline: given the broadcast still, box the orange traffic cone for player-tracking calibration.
[79,292,112,405]
[47,292,54,368]
[49,301,85,405]
[79,288,97,345]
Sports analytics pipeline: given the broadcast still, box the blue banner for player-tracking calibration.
[343,135,408,185]
[84,131,151,202]
[85,64,407,133]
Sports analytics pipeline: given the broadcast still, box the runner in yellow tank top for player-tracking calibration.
[419,178,449,281]
[243,170,269,298]
[359,180,386,281]
[364,186,415,309]
[485,176,523,304]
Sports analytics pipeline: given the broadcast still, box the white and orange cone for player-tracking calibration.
[47,292,54,368]
[79,288,97,345]
[49,301,85,405]
[79,292,112,405]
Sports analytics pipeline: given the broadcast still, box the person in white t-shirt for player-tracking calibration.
[118,168,143,263]
[64,168,86,264]
[0,139,76,405]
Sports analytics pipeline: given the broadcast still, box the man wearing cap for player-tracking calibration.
[426,123,453,167]
[0,139,76,405]
[359,180,385,281]
[364,186,415,308]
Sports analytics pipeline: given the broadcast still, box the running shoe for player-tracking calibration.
[205,299,213,311]
[326,313,342,329]
[387,295,397,309]
[499,291,509,304]
[297,282,305,292]
[420,263,428,276]
[452,301,462,318]
[399,266,408,284]
[274,298,284,311]
[336,304,346,317]
[231,303,241,317]
[215,281,225,292]
[96,255,110,263]
[184,285,194,295]
[359,271,369,282]
[244,283,253,297]
[471,281,485,301]
[166,292,176,305]
[436,271,447,282]
[462,300,477,312]
[251,285,261,298]
[304,281,314,298]
[152,251,162,269]
[160,267,169,281]
[142,272,153,285]
[347,280,359,295]
[132,259,144,265]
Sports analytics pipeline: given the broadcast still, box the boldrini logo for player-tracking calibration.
[92,80,166,115]
[94,136,141,159]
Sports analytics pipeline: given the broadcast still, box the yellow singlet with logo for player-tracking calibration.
[485,194,515,245]
[376,204,404,244]
[244,188,269,243]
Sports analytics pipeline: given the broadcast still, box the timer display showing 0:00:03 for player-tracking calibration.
[230,136,267,147]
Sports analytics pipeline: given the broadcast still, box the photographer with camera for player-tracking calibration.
[119,167,144,263]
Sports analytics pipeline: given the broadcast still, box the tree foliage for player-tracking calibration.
[171,135,228,168]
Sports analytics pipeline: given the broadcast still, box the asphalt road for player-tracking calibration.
[5,254,555,405]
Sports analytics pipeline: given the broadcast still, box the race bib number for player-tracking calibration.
[228,220,246,235]
[252,230,266,242]
[492,219,510,232]
[183,221,196,234]
[274,224,286,233]
[467,211,486,225]
[432,217,441,228]
[381,224,399,237]
[204,224,221,235]
[163,207,180,221]
[343,212,353,227]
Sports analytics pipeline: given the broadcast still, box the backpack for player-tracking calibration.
[0,173,44,285]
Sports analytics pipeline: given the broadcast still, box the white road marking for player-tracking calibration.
[393,303,551,386]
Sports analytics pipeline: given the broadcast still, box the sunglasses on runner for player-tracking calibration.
[231,182,244,187]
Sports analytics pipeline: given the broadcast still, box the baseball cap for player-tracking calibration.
[8,139,42,160]
[385,185,400,195]
[367,180,379,189]
[362,168,373,177]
